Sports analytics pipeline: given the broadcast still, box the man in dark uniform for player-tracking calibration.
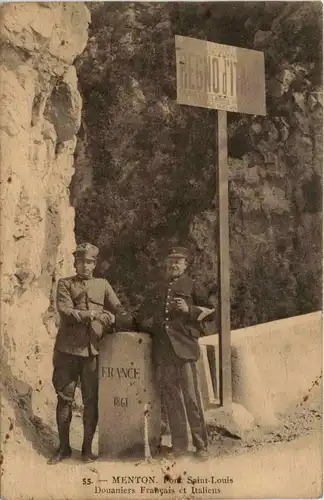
[137,247,212,459]
[48,242,133,464]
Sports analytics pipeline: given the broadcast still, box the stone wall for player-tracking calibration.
[199,311,322,424]
[0,2,89,459]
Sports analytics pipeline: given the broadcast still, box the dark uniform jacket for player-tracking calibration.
[55,275,132,357]
[137,273,210,362]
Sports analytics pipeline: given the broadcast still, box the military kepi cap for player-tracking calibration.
[73,242,99,261]
[167,246,190,260]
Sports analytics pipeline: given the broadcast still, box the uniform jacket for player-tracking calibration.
[136,273,211,362]
[55,275,133,357]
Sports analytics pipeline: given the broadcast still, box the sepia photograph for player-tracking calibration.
[0,1,323,499]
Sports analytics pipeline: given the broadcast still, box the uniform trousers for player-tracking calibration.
[52,350,98,453]
[155,337,208,452]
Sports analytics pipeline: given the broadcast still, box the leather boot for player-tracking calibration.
[81,409,98,462]
[81,450,98,463]
[81,433,98,462]
[81,439,98,462]
[47,447,72,465]
[48,399,72,465]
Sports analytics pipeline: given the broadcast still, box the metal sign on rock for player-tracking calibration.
[176,35,266,116]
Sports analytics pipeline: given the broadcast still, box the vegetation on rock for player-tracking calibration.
[74,2,322,327]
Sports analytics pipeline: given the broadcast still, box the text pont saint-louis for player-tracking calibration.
[93,475,234,496]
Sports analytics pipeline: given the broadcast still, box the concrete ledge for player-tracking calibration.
[199,311,322,425]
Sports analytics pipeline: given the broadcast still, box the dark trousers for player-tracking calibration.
[156,343,208,452]
[52,350,98,453]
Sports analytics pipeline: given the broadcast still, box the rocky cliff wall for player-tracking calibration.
[74,3,322,327]
[0,2,89,463]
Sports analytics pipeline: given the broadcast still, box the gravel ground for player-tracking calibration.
[1,375,322,499]
[207,374,322,457]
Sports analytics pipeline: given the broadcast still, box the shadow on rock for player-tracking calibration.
[2,365,61,460]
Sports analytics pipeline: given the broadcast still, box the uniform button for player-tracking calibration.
[165,316,169,320]
[165,309,169,313]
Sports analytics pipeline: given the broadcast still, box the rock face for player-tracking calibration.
[0,2,89,461]
[74,3,322,327]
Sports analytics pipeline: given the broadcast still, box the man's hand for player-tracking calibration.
[72,310,94,322]
[173,297,189,313]
[142,317,154,330]
[94,311,115,326]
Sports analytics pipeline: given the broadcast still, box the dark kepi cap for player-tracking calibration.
[167,246,190,260]
[73,242,99,261]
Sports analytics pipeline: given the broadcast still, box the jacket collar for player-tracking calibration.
[168,272,191,286]
[72,274,94,282]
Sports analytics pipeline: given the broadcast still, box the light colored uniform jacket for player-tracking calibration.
[55,275,132,357]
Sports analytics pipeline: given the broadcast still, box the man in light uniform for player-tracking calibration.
[48,242,133,464]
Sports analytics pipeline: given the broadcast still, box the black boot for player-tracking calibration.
[48,398,72,465]
[81,406,98,462]
[81,450,98,463]
[81,437,98,463]
[81,433,98,462]
[48,447,72,465]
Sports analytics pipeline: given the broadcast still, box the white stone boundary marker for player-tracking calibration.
[98,332,161,459]
[175,35,266,409]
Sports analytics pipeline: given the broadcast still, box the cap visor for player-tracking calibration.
[73,253,97,261]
